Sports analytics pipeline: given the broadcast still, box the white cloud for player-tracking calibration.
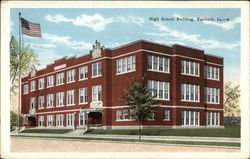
[27,43,57,49]
[45,14,114,32]
[117,16,144,27]
[44,15,72,23]
[149,23,239,50]
[10,20,13,32]
[43,33,92,50]
[173,13,240,30]
[154,40,186,46]
[45,14,145,31]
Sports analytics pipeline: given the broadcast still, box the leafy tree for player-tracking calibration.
[10,111,21,131]
[120,76,158,140]
[10,36,39,94]
[224,82,240,116]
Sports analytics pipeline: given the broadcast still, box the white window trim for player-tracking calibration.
[46,94,54,108]
[38,78,45,90]
[181,83,200,102]
[23,84,29,95]
[56,72,64,86]
[147,55,170,73]
[92,62,102,78]
[67,69,76,83]
[30,80,36,92]
[205,65,220,81]
[116,55,136,75]
[182,111,200,126]
[92,85,102,102]
[148,80,170,101]
[56,114,64,127]
[79,66,88,80]
[163,110,170,121]
[66,113,75,127]
[205,87,220,104]
[38,96,44,110]
[46,115,54,127]
[79,88,88,105]
[38,116,44,127]
[181,60,200,77]
[66,90,75,106]
[56,92,65,107]
[47,75,54,88]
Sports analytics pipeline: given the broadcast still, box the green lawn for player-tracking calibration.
[86,126,240,138]
[21,129,72,134]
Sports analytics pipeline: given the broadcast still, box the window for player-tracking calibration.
[79,112,86,126]
[67,113,75,126]
[47,75,54,87]
[30,80,36,91]
[47,115,54,127]
[117,56,136,74]
[205,65,219,80]
[205,87,220,104]
[92,62,102,77]
[66,90,75,105]
[38,116,44,127]
[181,83,200,102]
[56,114,64,127]
[123,110,129,120]
[30,97,36,109]
[38,78,44,89]
[92,85,102,102]
[38,96,44,109]
[147,55,170,73]
[181,111,199,126]
[79,66,88,80]
[163,110,170,120]
[148,80,170,100]
[47,94,54,108]
[206,112,220,126]
[79,88,88,104]
[56,72,64,85]
[23,84,28,94]
[56,92,64,106]
[67,69,75,83]
[116,110,122,120]
[181,60,200,76]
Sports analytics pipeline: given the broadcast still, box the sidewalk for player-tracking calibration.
[11,130,240,144]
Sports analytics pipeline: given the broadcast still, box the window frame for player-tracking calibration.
[79,87,88,104]
[66,90,75,106]
[147,55,170,73]
[92,62,102,78]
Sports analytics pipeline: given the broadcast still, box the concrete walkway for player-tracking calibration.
[11,130,240,144]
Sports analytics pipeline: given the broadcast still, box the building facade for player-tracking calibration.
[21,40,224,129]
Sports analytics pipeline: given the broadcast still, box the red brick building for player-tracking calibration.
[21,40,224,129]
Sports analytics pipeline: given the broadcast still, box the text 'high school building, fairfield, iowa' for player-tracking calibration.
[21,40,224,129]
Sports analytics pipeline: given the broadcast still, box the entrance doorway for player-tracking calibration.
[88,112,102,126]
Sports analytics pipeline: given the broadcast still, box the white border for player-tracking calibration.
[1,1,249,159]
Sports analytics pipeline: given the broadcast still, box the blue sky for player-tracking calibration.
[10,8,240,83]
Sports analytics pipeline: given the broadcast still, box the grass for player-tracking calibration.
[12,135,240,147]
[21,129,72,134]
[86,126,240,138]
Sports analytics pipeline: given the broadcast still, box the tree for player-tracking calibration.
[10,111,21,131]
[120,76,158,140]
[10,36,39,94]
[224,82,240,116]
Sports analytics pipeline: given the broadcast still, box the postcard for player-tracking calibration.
[1,1,249,159]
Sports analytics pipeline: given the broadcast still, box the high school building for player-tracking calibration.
[21,40,224,129]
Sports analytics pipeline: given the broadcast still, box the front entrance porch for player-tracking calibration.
[79,109,103,128]
[22,115,36,128]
